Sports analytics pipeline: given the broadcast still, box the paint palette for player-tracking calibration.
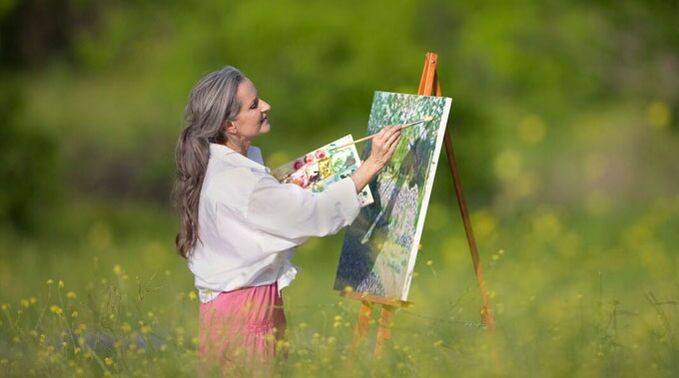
[271,135,374,207]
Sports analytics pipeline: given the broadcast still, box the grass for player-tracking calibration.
[0,193,677,377]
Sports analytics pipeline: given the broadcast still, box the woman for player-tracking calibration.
[174,66,401,372]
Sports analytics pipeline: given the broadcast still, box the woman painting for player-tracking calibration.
[173,66,401,373]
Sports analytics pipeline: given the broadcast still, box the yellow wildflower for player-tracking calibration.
[104,357,113,366]
[112,265,122,275]
[67,292,77,300]
[50,305,63,315]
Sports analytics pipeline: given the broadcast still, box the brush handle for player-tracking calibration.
[329,119,427,151]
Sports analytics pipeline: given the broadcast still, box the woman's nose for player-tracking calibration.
[261,100,271,113]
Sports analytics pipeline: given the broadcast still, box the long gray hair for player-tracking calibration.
[174,66,245,258]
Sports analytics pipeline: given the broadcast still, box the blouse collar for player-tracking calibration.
[209,143,270,173]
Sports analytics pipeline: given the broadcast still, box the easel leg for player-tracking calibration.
[373,305,395,359]
[352,301,373,348]
[421,52,496,331]
[443,128,495,331]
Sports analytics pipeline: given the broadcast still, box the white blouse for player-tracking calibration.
[188,143,361,303]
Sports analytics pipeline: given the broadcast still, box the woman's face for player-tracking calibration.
[226,79,271,140]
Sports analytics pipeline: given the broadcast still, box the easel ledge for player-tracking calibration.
[340,290,412,308]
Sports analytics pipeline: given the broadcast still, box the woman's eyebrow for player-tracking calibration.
[250,97,259,107]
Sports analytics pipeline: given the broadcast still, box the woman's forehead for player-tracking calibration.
[238,79,257,99]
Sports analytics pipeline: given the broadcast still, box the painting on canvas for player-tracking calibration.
[271,135,374,207]
[333,91,452,300]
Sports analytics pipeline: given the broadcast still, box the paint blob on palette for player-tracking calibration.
[334,91,452,301]
[271,135,374,207]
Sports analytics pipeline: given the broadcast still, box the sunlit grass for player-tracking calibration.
[1,194,677,376]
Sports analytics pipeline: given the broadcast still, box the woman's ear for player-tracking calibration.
[223,119,238,136]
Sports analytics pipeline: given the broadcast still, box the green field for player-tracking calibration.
[1,185,677,376]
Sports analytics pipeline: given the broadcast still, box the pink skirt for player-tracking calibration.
[198,282,286,374]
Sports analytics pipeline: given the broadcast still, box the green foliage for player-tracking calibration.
[0,78,57,232]
[11,0,676,207]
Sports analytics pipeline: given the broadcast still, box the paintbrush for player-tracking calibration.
[328,116,434,152]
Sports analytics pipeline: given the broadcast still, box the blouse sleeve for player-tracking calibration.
[244,174,361,249]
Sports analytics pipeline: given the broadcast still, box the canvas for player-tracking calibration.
[334,91,452,301]
[271,135,374,207]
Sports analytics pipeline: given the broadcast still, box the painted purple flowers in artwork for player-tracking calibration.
[334,91,452,301]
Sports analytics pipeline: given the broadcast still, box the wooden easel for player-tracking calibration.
[341,52,496,358]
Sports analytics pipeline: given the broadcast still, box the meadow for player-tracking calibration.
[1,114,678,376]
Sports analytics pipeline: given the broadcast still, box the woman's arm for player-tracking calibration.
[351,125,402,192]
[236,125,402,249]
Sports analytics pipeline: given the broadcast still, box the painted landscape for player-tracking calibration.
[334,92,452,300]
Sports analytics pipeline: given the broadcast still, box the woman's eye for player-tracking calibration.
[250,100,258,109]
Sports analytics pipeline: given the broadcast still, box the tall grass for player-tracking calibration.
[1,193,677,376]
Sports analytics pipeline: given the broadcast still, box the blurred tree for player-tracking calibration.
[0,0,84,231]
[1,0,677,221]
[0,78,57,232]
[0,0,101,68]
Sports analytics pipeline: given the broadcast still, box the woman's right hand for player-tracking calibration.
[366,125,402,168]
[350,125,402,193]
